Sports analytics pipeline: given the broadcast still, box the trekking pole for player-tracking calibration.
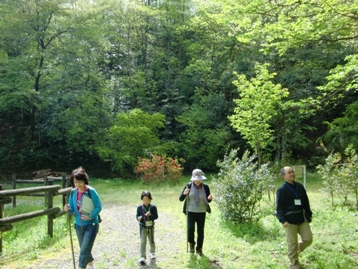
[186,193,189,253]
[66,196,76,269]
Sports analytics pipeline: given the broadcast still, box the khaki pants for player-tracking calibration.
[140,226,155,259]
[285,222,312,269]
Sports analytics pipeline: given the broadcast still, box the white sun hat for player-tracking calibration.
[190,169,207,181]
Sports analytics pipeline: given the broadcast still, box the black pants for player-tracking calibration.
[187,212,206,250]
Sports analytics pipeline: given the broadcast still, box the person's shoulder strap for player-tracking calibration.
[87,186,92,199]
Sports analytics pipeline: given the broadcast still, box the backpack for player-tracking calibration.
[87,188,102,223]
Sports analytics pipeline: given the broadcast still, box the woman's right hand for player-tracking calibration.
[183,186,190,195]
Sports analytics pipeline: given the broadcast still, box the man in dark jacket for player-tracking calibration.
[276,166,313,269]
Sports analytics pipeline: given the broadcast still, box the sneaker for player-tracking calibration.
[189,244,195,253]
[151,253,156,259]
[139,257,146,265]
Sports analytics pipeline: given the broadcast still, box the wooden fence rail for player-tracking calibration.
[0,184,73,255]
[12,174,69,207]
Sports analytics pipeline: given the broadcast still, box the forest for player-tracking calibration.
[0,0,357,178]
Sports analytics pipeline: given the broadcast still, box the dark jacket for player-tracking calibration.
[179,182,211,214]
[136,204,158,228]
[276,181,312,224]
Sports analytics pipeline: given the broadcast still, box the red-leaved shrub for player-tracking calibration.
[135,155,184,183]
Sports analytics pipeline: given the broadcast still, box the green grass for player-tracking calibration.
[0,174,357,268]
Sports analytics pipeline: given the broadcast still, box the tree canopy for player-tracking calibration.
[0,0,357,176]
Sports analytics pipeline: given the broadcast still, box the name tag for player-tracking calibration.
[294,199,301,206]
[145,221,153,227]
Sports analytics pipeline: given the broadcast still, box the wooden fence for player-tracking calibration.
[11,174,69,207]
[0,179,73,255]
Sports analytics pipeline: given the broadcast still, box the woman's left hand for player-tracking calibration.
[81,215,90,221]
[207,194,213,201]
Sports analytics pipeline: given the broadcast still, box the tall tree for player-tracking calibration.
[229,63,288,166]
[0,0,113,170]
[0,0,70,140]
[96,109,166,177]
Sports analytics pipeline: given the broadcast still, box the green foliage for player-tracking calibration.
[134,154,184,184]
[0,0,113,171]
[96,109,166,176]
[319,54,358,99]
[238,0,358,56]
[317,145,358,207]
[213,148,275,223]
[229,63,289,166]
[316,151,341,207]
[0,0,357,175]
[335,146,358,206]
[323,101,358,153]
[177,89,233,171]
[1,177,358,268]
[0,201,67,260]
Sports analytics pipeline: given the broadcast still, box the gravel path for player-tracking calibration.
[24,203,185,269]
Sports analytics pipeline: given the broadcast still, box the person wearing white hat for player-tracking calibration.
[179,169,213,256]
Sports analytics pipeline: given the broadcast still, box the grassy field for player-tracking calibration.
[0,172,357,269]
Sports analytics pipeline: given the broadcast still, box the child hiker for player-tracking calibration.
[136,190,158,265]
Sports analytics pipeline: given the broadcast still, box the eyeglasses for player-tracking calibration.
[74,180,85,185]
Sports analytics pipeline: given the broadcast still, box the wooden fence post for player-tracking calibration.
[0,185,69,254]
[61,175,66,206]
[12,174,16,208]
[47,180,54,237]
[44,176,48,206]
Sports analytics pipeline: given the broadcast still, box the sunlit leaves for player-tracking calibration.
[229,63,288,165]
[96,109,166,175]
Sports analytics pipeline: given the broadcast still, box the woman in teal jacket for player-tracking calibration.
[64,167,102,269]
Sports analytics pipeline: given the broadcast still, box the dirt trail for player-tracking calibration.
[20,204,185,269]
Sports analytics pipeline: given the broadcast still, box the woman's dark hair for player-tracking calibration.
[70,166,89,187]
[141,190,153,200]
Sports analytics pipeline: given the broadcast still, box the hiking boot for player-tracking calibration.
[189,244,195,253]
[196,248,203,256]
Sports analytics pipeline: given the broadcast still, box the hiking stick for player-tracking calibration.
[66,196,76,269]
[186,192,189,253]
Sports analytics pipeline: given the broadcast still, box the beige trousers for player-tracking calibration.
[140,226,155,259]
[285,222,313,269]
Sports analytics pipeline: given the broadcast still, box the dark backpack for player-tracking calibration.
[87,189,102,223]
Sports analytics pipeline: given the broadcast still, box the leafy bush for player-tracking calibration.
[317,145,358,207]
[135,155,184,184]
[316,152,340,207]
[213,148,274,223]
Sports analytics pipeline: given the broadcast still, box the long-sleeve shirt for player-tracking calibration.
[179,182,211,214]
[276,181,312,225]
[136,204,158,228]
